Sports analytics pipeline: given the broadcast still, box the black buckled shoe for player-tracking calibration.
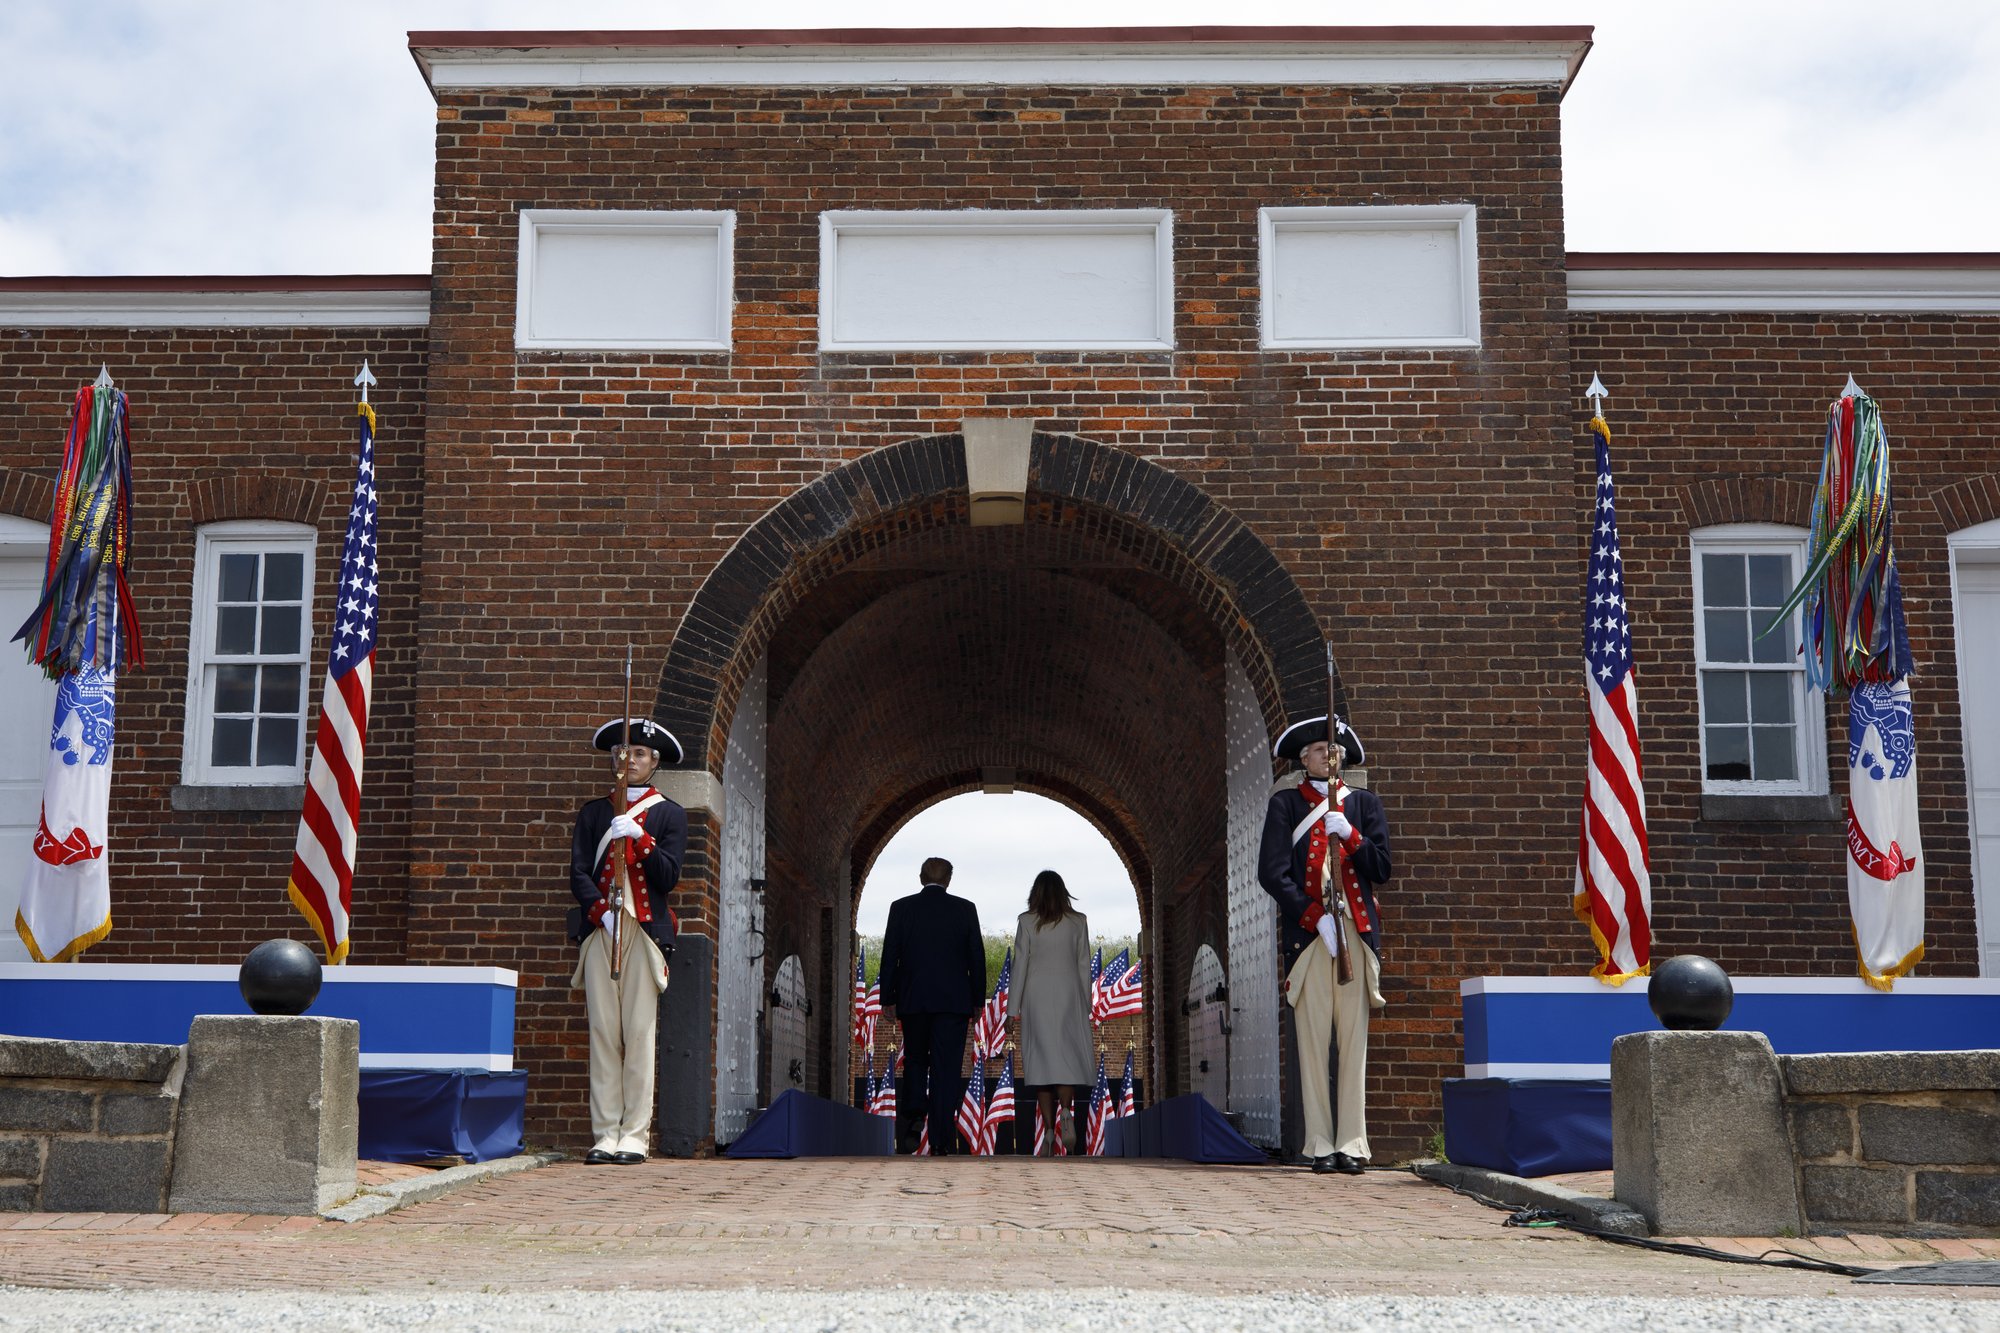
[1309,1155,1338,1174]
[584,1148,616,1165]
[612,1151,646,1165]
[1331,1152,1366,1175]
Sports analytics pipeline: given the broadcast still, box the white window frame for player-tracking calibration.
[515,208,735,351]
[182,521,317,786]
[1690,523,1825,796]
[818,209,1175,352]
[1258,204,1481,349]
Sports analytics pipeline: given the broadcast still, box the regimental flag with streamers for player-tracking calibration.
[285,401,379,964]
[973,948,1011,1059]
[1573,413,1653,986]
[983,1053,1017,1153]
[955,1057,989,1155]
[14,377,144,963]
[851,951,881,1050]
[1118,1049,1137,1119]
[1092,948,1133,1025]
[1767,388,1923,988]
[1084,1051,1111,1156]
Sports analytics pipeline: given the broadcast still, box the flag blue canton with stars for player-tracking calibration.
[1585,419,1631,692]
[330,410,379,676]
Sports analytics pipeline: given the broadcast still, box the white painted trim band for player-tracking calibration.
[1463,1063,1611,1079]
[0,290,431,329]
[419,44,1582,91]
[1461,975,2000,996]
[1568,268,2000,314]
[358,1053,515,1072]
[0,962,519,986]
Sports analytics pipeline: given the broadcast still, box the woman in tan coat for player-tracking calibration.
[1010,869,1094,1153]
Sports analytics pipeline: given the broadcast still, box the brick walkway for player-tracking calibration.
[2,1158,1996,1298]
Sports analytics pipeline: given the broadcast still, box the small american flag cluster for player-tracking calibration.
[1091,947,1144,1024]
[852,951,882,1050]
[972,949,1011,1059]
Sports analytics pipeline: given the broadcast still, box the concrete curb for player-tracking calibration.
[323,1151,564,1222]
[1412,1160,1650,1237]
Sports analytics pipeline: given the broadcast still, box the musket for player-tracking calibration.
[607,648,633,982]
[1327,642,1354,987]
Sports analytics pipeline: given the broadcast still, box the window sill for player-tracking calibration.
[1700,793,1842,824]
[170,784,306,813]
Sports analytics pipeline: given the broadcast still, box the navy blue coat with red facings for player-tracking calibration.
[569,793,685,957]
[1257,783,1392,971]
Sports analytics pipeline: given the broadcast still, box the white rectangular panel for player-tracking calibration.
[1261,205,1479,348]
[821,210,1173,351]
[517,209,732,350]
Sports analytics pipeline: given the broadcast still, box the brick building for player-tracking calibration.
[2,27,1995,1159]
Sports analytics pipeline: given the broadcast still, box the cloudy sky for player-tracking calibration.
[5,2,1995,934]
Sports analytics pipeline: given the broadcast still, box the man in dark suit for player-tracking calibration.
[877,856,986,1154]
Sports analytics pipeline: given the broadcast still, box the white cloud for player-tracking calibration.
[859,792,1142,940]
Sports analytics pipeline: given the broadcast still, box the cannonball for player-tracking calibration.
[239,938,323,1016]
[1647,954,1734,1031]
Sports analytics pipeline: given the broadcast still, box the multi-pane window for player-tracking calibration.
[183,522,314,785]
[1690,525,1822,793]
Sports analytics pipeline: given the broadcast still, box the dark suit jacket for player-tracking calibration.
[878,884,985,1016]
[1258,783,1391,969]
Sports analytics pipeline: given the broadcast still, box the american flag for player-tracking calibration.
[862,1052,878,1112]
[1118,1049,1136,1118]
[1092,949,1133,1025]
[955,1059,988,1155]
[1033,1103,1068,1157]
[871,1052,897,1118]
[1099,959,1144,1021]
[1573,414,1653,985]
[973,949,1011,1059]
[852,952,881,1049]
[284,401,379,964]
[1084,1052,1110,1155]
[983,1053,1017,1154]
[1086,947,1103,1019]
[915,1121,930,1156]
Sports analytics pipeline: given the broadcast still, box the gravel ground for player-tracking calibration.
[0,1288,1995,1332]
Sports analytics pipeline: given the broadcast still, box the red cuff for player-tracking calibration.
[1300,902,1325,932]
[588,899,610,926]
[1341,827,1365,853]
[633,831,657,857]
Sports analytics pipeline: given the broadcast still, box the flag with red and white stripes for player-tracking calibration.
[285,401,379,963]
[955,1058,989,1155]
[1572,414,1652,985]
[972,948,1011,1059]
[1084,1052,1111,1155]
[983,1053,1017,1153]
[852,951,881,1050]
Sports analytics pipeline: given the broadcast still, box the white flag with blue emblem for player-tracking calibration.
[15,666,116,961]
[1845,680,1924,988]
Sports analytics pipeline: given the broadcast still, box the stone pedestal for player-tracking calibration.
[1612,1030,1803,1236]
[167,1015,359,1215]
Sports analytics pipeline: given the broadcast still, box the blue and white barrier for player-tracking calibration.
[1463,975,2000,1078]
[0,963,517,1071]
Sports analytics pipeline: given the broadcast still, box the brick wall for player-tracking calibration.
[0,327,426,964]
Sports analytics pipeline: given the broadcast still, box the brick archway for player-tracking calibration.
[655,431,1339,772]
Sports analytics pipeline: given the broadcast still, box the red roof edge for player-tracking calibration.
[1569,253,2000,271]
[0,275,432,293]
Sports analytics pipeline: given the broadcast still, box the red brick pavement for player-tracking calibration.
[2,1159,1995,1298]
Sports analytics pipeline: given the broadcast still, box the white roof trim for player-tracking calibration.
[1568,266,2000,314]
[0,289,431,329]
[416,41,1583,90]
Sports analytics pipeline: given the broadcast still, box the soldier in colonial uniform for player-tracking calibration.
[569,717,685,1164]
[1258,714,1391,1175]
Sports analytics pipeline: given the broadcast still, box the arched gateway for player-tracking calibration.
[654,428,1342,1153]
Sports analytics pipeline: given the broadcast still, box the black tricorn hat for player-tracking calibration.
[591,717,684,767]
[1273,714,1365,768]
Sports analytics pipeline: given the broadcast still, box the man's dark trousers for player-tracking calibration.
[899,1011,969,1154]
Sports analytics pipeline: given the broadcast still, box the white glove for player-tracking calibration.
[1326,809,1353,842]
[608,813,645,841]
[1316,914,1342,959]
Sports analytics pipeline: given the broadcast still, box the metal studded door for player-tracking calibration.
[1186,943,1229,1107]
[715,654,768,1144]
[1224,651,1281,1146]
[767,954,810,1101]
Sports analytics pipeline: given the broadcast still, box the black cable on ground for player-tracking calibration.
[1416,1171,1882,1279]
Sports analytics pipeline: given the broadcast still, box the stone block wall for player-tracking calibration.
[0,1036,183,1212]
[1784,1051,2000,1234]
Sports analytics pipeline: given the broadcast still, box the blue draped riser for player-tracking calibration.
[1449,976,2000,1177]
[0,963,524,1163]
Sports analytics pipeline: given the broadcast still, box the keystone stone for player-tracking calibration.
[1786,1101,1852,1160]
[1800,1165,1910,1224]
[0,1086,94,1133]
[1859,1103,2000,1167]
[1916,1171,2000,1227]
[41,1137,173,1213]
